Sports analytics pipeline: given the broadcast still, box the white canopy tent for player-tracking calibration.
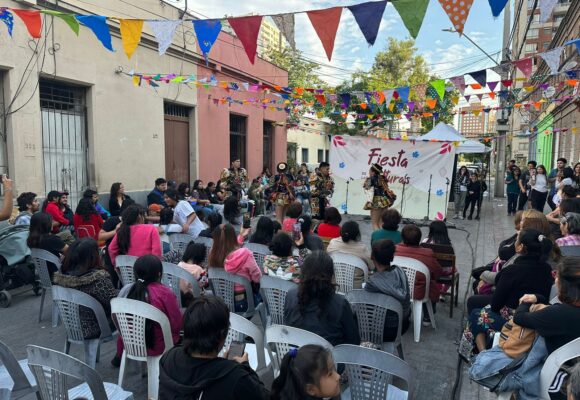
[417,122,490,154]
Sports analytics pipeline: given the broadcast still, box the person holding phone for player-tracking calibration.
[159,296,270,400]
[0,175,13,222]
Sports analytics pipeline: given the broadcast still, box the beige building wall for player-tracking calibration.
[287,116,330,167]
[0,0,198,200]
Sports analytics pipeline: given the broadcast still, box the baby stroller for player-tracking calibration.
[0,224,40,307]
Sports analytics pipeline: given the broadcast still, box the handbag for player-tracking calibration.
[498,304,547,358]
[471,354,527,392]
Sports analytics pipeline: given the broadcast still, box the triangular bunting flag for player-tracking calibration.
[539,0,558,23]
[413,84,427,100]
[347,0,387,46]
[11,9,42,38]
[565,38,580,54]
[430,79,446,100]
[488,0,509,17]
[487,81,499,92]
[315,94,327,106]
[451,96,459,105]
[391,0,429,39]
[426,99,437,109]
[193,19,222,63]
[476,93,483,100]
[395,87,409,103]
[0,9,14,36]
[489,92,496,99]
[228,16,263,64]
[437,0,474,35]
[513,58,533,78]
[307,7,342,61]
[470,83,483,90]
[472,109,481,117]
[383,89,394,105]
[450,76,466,94]
[41,10,79,35]
[465,95,471,102]
[147,20,180,55]
[271,14,295,49]
[539,46,564,75]
[340,93,351,107]
[76,15,114,51]
[120,19,143,59]
[408,101,415,112]
[501,79,512,87]
[468,69,487,86]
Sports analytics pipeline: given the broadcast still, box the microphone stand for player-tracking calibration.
[400,180,407,218]
[445,177,451,221]
[344,177,353,215]
[424,174,433,221]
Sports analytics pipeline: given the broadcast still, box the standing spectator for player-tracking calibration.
[220,158,249,196]
[293,177,311,215]
[505,166,521,216]
[316,207,342,239]
[453,166,470,219]
[298,163,310,181]
[284,251,360,346]
[548,158,568,211]
[556,212,580,247]
[108,182,132,217]
[14,192,39,225]
[507,159,516,173]
[371,208,402,245]
[83,189,110,220]
[43,191,73,233]
[73,198,104,240]
[147,178,168,208]
[476,173,488,218]
[530,165,550,212]
[518,161,537,210]
[298,215,324,251]
[309,162,334,221]
[27,213,68,279]
[108,205,162,266]
[164,188,204,239]
[464,173,483,220]
[248,178,266,216]
[0,175,13,222]
[327,221,372,288]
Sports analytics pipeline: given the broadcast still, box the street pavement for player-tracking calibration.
[0,194,514,399]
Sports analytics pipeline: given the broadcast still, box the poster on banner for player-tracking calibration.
[329,135,456,220]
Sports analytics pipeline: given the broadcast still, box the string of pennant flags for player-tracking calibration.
[1,1,579,65]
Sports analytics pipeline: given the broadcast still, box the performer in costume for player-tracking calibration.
[364,163,397,231]
[270,162,295,223]
[220,158,248,197]
[310,161,334,221]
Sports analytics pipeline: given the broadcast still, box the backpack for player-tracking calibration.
[498,304,547,358]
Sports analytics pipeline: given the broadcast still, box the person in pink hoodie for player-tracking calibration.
[108,205,162,266]
[208,224,262,312]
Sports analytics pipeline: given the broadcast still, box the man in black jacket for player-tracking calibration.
[159,296,269,400]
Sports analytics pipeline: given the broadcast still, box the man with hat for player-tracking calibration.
[310,161,334,221]
[364,163,396,231]
[270,162,295,223]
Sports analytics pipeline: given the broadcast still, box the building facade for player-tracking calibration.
[457,106,497,139]
[287,115,331,169]
[0,0,287,205]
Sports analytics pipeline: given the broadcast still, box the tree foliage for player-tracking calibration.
[265,46,326,89]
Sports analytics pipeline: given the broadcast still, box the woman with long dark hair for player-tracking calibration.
[423,220,452,245]
[270,162,295,224]
[284,251,360,346]
[530,165,549,212]
[454,166,470,219]
[249,216,275,246]
[108,205,161,266]
[108,182,132,217]
[73,198,104,240]
[327,221,372,288]
[222,196,242,231]
[27,212,68,278]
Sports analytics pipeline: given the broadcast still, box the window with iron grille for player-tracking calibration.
[164,103,190,118]
[230,114,247,166]
[263,121,273,171]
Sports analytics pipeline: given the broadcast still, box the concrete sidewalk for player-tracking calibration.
[0,196,514,399]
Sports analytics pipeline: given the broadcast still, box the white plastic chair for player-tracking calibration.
[345,290,404,359]
[260,275,297,325]
[161,261,201,308]
[330,253,369,294]
[244,243,272,268]
[208,267,265,322]
[265,325,333,376]
[393,256,436,342]
[111,298,174,400]
[52,286,116,368]
[30,248,61,326]
[168,233,194,255]
[115,255,138,286]
[0,340,37,400]
[333,344,414,400]
[26,345,133,400]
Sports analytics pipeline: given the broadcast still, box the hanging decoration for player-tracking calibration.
[468,69,487,87]
[437,0,474,35]
[539,0,558,23]
[227,15,263,64]
[306,7,343,61]
[41,10,79,35]
[120,19,143,59]
[347,0,387,46]
[192,19,222,64]
[391,0,429,39]
[430,79,446,100]
[487,0,509,17]
[11,9,42,38]
[271,14,295,49]
[76,15,114,51]
[0,8,14,36]
[539,46,564,75]
[513,58,533,78]
[147,20,181,55]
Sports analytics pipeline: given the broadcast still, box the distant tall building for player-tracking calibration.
[457,106,496,139]
[258,18,285,55]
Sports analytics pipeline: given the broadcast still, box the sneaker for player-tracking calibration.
[111,355,121,368]
[422,315,431,327]
[459,215,464,220]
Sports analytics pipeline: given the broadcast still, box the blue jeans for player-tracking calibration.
[507,192,519,214]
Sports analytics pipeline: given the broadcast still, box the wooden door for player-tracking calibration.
[164,115,190,184]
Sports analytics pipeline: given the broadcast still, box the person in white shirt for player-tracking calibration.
[529,165,550,212]
[164,188,204,239]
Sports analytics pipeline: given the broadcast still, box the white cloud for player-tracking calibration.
[350,46,360,53]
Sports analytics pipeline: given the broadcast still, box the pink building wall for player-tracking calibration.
[196,31,288,182]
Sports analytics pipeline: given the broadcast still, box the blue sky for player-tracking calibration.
[187,0,505,88]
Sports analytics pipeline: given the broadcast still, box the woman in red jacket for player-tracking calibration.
[73,198,104,240]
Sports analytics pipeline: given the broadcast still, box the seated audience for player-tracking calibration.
[284,251,360,346]
[270,345,340,400]
[43,190,73,233]
[53,238,118,338]
[421,220,456,278]
[272,220,282,235]
[113,255,182,366]
[159,296,269,400]
[190,180,214,218]
[221,196,243,233]
[327,221,372,289]
[108,205,162,266]
[365,239,411,341]
[282,202,303,233]
[205,181,220,204]
[27,212,68,279]
[177,182,191,199]
[147,178,168,207]
[60,193,74,228]
[249,216,275,246]
[556,212,580,247]
[298,215,324,251]
[73,198,104,240]
[209,224,262,312]
[371,208,402,244]
[316,207,342,239]
[83,189,110,220]
[164,188,204,239]
[108,182,132,217]
[158,207,182,253]
[263,232,301,282]
[176,242,208,305]
[199,212,222,239]
[14,192,39,225]
[466,229,554,353]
